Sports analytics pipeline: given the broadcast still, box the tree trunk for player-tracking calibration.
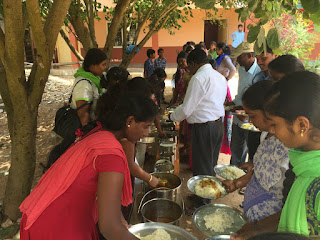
[119,52,132,69]
[59,29,84,61]
[3,107,38,221]
[103,0,131,63]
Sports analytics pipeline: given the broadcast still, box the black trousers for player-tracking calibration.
[191,119,223,176]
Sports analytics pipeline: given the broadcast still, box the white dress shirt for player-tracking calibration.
[170,64,227,124]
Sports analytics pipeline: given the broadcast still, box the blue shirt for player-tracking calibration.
[233,58,262,126]
[144,58,154,78]
[231,31,245,48]
[154,57,167,70]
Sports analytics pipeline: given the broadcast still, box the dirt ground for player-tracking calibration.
[0,70,243,240]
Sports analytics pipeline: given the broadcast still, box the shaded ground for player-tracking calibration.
[0,67,242,239]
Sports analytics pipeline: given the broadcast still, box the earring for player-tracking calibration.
[127,124,131,128]
[301,129,304,137]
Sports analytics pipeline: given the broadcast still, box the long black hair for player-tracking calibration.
[268,55,305,76]
[44,88,157,172]
[216,42,231,55]
[82,48,107,72]
[264,71,320,129]
[242,80,273,110]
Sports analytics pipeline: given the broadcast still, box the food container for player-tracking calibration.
[148,172,182,194]
[159,140,177,155]
[159,151,176,163]
[129,222,198,240]
[155,159,174,173]
[140,198,183,225]
[160,130,178,143]
[161,120,176,131]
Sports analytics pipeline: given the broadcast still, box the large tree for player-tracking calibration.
[0,0,73,221]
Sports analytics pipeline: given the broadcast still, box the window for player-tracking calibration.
[107,23,137,47]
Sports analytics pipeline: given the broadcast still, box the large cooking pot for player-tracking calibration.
[140,198,183,225]
[147,172,181,194]
[155,159,174,173]
[159,151,175,163]
[159,140,176,155]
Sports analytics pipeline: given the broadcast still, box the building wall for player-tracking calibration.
[58,7,245,64]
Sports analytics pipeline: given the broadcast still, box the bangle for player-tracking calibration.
[233,180,238,189]
[149,175,153,183]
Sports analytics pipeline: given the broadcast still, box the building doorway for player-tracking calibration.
[204,19,228,49]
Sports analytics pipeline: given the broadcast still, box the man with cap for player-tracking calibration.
[170,49,227,178]
[227,42,263,167]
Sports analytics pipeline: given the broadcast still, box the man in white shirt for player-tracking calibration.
[170,49,227,177]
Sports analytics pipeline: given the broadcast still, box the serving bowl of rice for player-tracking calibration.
[129,222,198,240]
[214,165,246,180]
[192,204,246,237]
[187,176,227,199]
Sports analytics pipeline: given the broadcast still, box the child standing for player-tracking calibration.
[144,49,155,78]
[154,48,167,71]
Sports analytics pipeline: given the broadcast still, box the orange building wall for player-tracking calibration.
[74,7,246,64]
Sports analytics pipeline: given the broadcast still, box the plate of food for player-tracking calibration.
[129,222,198,240]
[193,204,246,237]
[187,176,227,199]
[240,123,259,132]
[224,105,234,111]
[206,235,231,240]
[214,165,246,180]
[138,137,155,144]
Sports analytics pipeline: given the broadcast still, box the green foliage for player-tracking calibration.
[266,28,280,50]
[305,59,320,73]
[301,0,320,14]
[272,13,315,59]
[247,25,260,43]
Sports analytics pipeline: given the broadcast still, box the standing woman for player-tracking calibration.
[20,94,158,240]
[216,42,236,155]
[71,48,108,127]
[264,71,320,237]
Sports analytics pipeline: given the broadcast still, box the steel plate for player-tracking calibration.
[206,235,231,240]
[214,165,246,180]
[187,175,227,199]
[129,222,198,240]
[193,204,246,237]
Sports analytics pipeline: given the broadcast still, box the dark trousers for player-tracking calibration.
[230,123,249,166]
[191,119,223,176]
[230,123,261,166]
[248,131,261,161]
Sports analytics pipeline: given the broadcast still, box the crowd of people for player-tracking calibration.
[17,30,320,240]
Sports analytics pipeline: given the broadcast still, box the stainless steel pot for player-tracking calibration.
[159,151,175,163]
[140,198,183,225]
[160,130,178,143]
[155,159,174,173]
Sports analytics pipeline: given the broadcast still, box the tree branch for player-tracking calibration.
[133,0,157,44]
[0,27,5,61]
[68,2,95,52]
[122,15,128,57]
[59,29,84,61]
[84,0,98,48]
[43,0,74,53]
[103,0,131,61]
[128,0,139,11]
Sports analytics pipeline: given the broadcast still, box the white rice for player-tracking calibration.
[136,229,171,240]
[194,178,226,199]
[221,166,246,180]
[204,209,234,232]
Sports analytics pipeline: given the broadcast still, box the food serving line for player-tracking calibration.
[128,108,247,240]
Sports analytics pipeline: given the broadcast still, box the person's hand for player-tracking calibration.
[158,130,168,138]
[236,114,248,122]
[231,222,259,240]
[121,217,129,229]
[148,175,159,188]
[222,179,237,193]
[239,162,254,173]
